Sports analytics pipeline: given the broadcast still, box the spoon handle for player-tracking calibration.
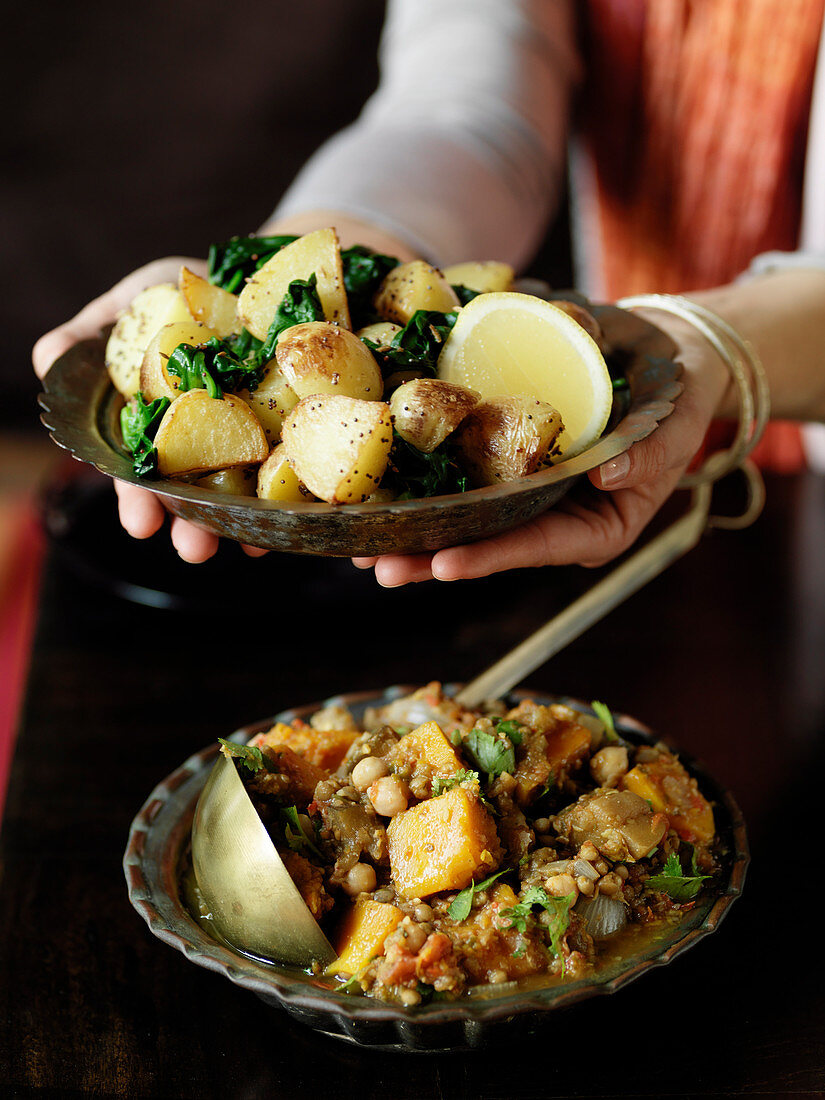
[455,483,712,708]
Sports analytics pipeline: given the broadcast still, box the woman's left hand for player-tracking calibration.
[352,311,732,585]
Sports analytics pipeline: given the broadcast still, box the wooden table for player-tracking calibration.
[2,472,823,1097]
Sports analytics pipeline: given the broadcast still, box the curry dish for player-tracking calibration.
[211,684,720,1005]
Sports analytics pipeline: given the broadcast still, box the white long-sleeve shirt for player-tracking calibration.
[275,0,825,279]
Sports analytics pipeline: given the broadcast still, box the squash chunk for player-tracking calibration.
[387,788,502,899]
[622,754,715,845]
[325,897,405,977]
[394,721,464,798]
[254,722,359,772]
[546,722,592,777]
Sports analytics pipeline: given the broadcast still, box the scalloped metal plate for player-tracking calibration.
[39,304,682,556]
[123,686,748,1052]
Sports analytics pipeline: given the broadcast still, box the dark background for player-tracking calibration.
[4,0,573,432]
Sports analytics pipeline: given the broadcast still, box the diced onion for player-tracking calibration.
[543,860,573,875]
[576,894,627,939]
[573,858,600,882]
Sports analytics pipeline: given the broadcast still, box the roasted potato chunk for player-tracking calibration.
[238,227,351,338]
[179,266,240,337]
[276,321,382,401]
[236,363,299,444]
[105,284,192,397]
[442,261,514,293]
[389,378,479,452]
[154,389,269,476]
[195,466,257,496]
[257,444,314,502]
[281,395,393,504]
[374,261,460,325]
[356,321,402,350]
[453,395,564,485]
[139,320,217,403]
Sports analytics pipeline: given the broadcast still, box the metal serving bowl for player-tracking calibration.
[39,302,681,557]
[123,686,748,1053]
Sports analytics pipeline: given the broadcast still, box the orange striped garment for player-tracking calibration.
[581,0,825,470]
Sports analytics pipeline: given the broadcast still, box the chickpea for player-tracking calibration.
[545,873,578,900]
[398,988,421,1006]
[342,862,377,896]
[576,876,595,896]
[580,841,600,862]
[351,755,390,791]
[598,872,622,898]
[590,746,629,788]
[368,776,409,817]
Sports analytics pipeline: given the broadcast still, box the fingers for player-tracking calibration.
[242,545,269,558]
[352,556,379,569]
[169,516,220,563]
[373,553,436,587]
[32,255,206,378]
[114,481,167,539]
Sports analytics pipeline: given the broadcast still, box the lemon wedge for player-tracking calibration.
[438,292,613,458]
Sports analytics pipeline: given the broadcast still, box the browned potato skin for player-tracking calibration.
[276,322,383,400]
[453,396,564,486]
[547,300,606,352]
[389,378,480,453]
[374,261,460,325]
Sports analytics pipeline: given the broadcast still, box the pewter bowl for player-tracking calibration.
[123,686,748,1052]
[39,302,681,557]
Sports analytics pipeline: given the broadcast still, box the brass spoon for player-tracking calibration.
[191,751,335,969]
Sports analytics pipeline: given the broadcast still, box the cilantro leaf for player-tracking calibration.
[431,769,480,797]
[218,738,278,774]
[646,852,711,903]
[281,805,323,859]
[463,728,516,781]
[494,718,525,745]
[448,869,508,922]
[591,700,619,743]
[120,392,171,477]
[207,234,298,293]
[500,887,574,960]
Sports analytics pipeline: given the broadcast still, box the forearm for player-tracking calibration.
[257,209,420,262]
[269,0,578,269]
[689,267,825,423]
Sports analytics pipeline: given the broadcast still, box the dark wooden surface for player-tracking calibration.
[2,471,824,1098]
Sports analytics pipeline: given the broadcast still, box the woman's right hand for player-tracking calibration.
[30,256,265,562]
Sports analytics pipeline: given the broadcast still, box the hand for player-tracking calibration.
[32,256,268,563]
[352,311,732,586]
